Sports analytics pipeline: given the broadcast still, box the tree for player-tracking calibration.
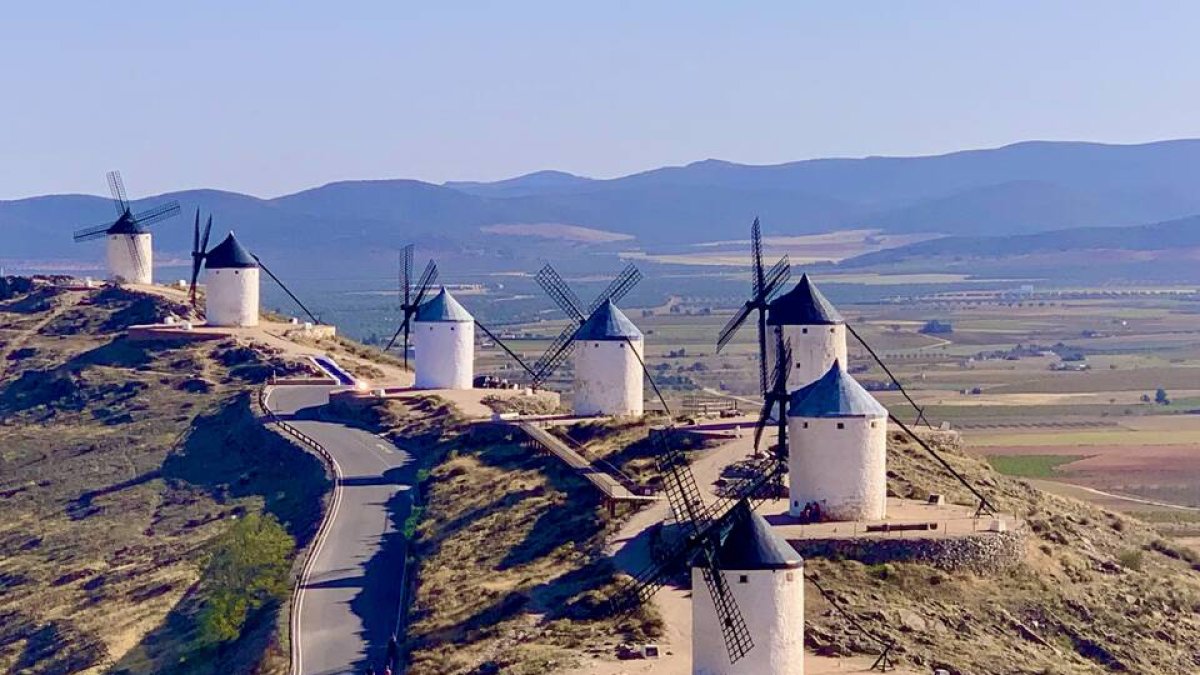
[197,512,295,646]
[1155,388,1171,405]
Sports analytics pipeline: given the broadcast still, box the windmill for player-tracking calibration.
[609,338,798,666]
[186,214,321,328]
[384,244,439,367]
[71,170,181,285]
[188,210,213,308]
[716,218,791,397]
[530,262,641,387]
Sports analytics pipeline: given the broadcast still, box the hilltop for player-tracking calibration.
[0,278,330,673]
[9,140,1200,274]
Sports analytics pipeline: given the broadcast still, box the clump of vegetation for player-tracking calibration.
[197,513,295,646]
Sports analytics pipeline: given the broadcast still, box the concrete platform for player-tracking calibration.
[756,496,1018,541]
[127,319,336,342]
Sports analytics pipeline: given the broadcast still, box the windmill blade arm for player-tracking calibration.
[624,337,670,416]
[401,245,414,306]
[411,260,439,308]
[535,264,585,322]
[751,217,765,295]
[125,236,147,282]
[107,170,129,216]
[72,221,113,242]
[590,263,642,314]
[531,325,577,385]
[384,315,410,352]
[475,320,538,380]
[762,256,791,301]
[131,201,182,228]
[751,398,772,454]
[251,254,321,325]
[716,302,754,353]
[698,551,754,664]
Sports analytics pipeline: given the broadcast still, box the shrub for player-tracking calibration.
[196,512,294,646]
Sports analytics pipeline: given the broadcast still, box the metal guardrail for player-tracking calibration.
[255,385,340,675]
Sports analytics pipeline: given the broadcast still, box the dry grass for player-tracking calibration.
[0,282,330,674]
[337,402,666,674]
[798,429,1200,674]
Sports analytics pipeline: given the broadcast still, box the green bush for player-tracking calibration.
[197,513,294,646]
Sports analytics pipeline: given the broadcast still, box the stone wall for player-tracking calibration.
[789,528,1026,574]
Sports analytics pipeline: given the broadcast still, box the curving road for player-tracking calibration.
[266,385,416,675]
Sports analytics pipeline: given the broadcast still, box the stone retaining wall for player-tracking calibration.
[789,528,1026,574]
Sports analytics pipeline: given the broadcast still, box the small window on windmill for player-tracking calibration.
[801,327,808,334]
[830,327,835,333]
[837,422,845,430]
[738,575,749,584]
[802,422,809,429]
[450,326,455,331]
[786,572,794,582]
[870,421,878,428]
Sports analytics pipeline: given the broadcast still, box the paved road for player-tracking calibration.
[266,385,416,675]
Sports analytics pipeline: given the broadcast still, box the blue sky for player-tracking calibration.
[2,1,1198,199]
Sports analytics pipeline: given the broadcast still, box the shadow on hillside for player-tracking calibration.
[66,470,163,521]
[108,393,331,674]
[0,337,153,417]
[162,392,329,541]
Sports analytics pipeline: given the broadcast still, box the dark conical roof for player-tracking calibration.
[694,505,803,571]
[107,212,147,236]
[415,287,473,322]
[788,361,887,418]
[575,300,642,341]
[767,274,843,326]
[205,233,258,269]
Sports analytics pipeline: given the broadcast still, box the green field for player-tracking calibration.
[986,454,1086,478]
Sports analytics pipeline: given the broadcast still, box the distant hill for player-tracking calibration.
[842,214,1200,267]
[8,139,1200,269]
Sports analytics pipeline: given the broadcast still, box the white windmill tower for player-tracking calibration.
[532,263,645,417]
[413,287,475,390]
[70,170,181,285]
[692,509,806,675]
[571,300,645,416]
[767,274,847,391]
[786,361,888,521]
[202,232,261,327]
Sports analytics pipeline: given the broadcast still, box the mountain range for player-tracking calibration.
[6,139,1200,272]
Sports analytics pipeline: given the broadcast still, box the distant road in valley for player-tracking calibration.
[266,385,415,675]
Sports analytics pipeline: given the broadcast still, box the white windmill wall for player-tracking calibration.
[572,338,644,416]
[206,268,260,327]
[414,320,474,389]
[787,414,887,521]
[105,233,153,285]
[770,324,847,391]
[692,566,805,675]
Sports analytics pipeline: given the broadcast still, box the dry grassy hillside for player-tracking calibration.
[807,430,1200,674]
[0,280,330,674]
[380,391,1200,674]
